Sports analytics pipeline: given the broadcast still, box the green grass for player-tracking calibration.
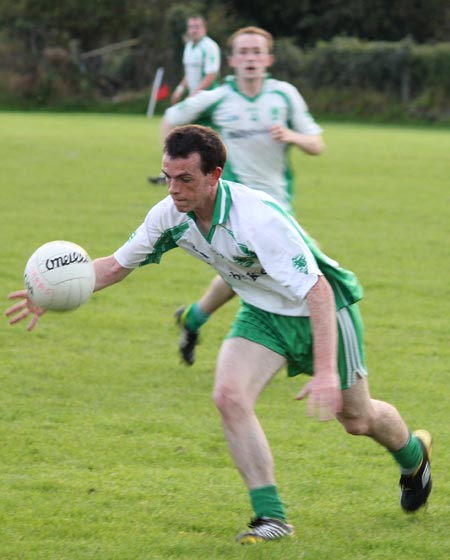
[1,112,449,559]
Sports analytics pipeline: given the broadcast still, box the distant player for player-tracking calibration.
[172,15,221,104]
[148,15,221,185]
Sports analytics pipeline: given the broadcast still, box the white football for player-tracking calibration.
[24,240,96,311]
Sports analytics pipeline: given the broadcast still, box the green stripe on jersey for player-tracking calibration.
[263,200,363,308]
[139,222,190,265]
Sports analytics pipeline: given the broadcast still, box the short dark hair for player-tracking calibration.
[164,125,227,174]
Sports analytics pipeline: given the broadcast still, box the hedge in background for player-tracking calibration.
[1,32,449,123]
[274,37,450,122]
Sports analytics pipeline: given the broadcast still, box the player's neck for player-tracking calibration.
[193,185,218,235]
[237,77,264,98]
[195,216,212,236]
[195,206,214,235]
[192,35,205,45]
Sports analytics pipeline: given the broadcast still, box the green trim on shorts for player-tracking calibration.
[226,301,367,390]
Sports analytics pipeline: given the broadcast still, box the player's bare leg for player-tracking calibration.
[214,337,285,487]
[337,377,432,512]
[213,338,294,543]
[337,377,409,447]
[198,275,235,314]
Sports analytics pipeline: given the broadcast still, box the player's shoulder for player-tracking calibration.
[226,181,279,212]
[226,183,291,237]
[170,83,228,112]
[194,83,229,102]
[264,78,308,113]
[265,77,301,97]
[204,35,220,48]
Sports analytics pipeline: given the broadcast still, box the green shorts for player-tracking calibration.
[226,302,368,390]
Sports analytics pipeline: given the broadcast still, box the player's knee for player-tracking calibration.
[337,413,371,436]
[212,383,249,418]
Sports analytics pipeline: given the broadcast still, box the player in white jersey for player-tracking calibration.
[148,15,221,186]
[166,75,320,210]
[6,125,432,544]
[164,26,322,211]
[162,27,324,365]
[171,15,221,105]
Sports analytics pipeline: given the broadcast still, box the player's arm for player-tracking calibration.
[189,72,217,96]
[93,255,132,291]
[171,77,188,105]
[296,275,342,420]
[244,208,339,419]
[269,82,325,155]
[161,116,174,141]
[162,87,220,140]
[5,255,132,331]
[160,106,207,139]
[269,126,324,155]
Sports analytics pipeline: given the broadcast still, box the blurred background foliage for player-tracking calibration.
[0,0,449,121]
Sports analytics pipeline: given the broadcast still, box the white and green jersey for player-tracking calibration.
[114,180,362,316]
[183,36,221,93]
[165,76,322,211]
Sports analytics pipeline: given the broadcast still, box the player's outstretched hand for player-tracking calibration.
[295,374,342,422]
[5,290,46,331]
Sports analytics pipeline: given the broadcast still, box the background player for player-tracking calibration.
[162,26,324,365]
[148,15,221,185]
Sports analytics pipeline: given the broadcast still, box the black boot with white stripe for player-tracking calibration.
[236,517,294,544]
[400,429,433,512]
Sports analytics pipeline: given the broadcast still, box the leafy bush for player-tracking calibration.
[273,37,450,122]
[1,29,449,122]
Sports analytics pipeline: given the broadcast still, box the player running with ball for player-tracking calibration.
[6,125,432,544]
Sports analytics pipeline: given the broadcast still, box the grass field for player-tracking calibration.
[1,112,449,559]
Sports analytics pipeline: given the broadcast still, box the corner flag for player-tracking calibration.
[147,67,165,117]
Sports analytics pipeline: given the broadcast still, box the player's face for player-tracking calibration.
[228,34,274,80]
[162,152,220,214]
[187,18,206,43]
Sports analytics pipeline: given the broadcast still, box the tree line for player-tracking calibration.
[0,1,449,121]
[1,0,449,50]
